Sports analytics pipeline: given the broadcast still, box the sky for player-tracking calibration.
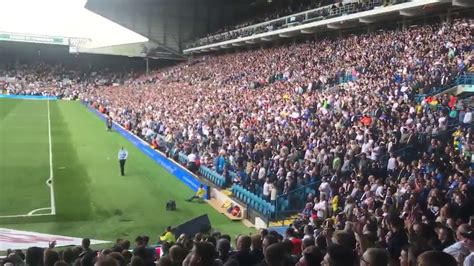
[0,0,148,48]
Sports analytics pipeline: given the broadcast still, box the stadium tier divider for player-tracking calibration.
[188,0,388,48]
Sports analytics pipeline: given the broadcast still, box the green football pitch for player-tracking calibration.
[0,98,253,241]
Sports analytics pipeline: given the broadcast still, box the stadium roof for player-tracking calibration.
[0,0,148,49]
[85,0,261,59]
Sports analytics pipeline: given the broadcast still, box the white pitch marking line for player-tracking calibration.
[27,207,52,216]
[47,100,56,215]
[0,100,57,219]
[0,213,55,218]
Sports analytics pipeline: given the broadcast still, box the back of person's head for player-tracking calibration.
[62,248,75,264]
[191,242,216,266]
[169,245,186,265]
[263,235,279,253]
[130,256,145,266]
[26,247,44,266]
[54,261,69,266]
[80,251,97,266]
[237,235,251,251]
[108,252,126,266]
[332,230,356,250]
[142,236,150,245]
[194,233,204,243]
[456,223,471,240]
[361,248,388,266]
[217,238,231,254]
[299,246,323,266]
[6,253,24,266]
[82,238,91,249]
[135,236,144,247]
[44,249,60,266]
[417,251,456,266]
[286,227,297,238]
[324,244,355,266]
[205,236,217,247]
[302,236,315,250]
[121,250,132,265]
[13,249,26,261]
[408,240,431,265]
[315,235,327,251]
[156,256,172,266]
[251,234,262,251]
[95,255,119,266]
[268,230,281,240]
[101,249,112,256]
[387,214,404,230]
[112,245,123,253]
[211,232,221,239]
[219,234,231,243]
[264,243,286,266]
[120,240,131,250]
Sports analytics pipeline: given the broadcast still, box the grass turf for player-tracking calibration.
[0,99,253,242]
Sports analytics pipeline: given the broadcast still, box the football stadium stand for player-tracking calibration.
[0,0,473,265]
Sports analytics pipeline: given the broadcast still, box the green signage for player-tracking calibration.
[0,32,67,45]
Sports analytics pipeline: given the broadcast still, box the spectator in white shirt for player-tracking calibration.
[313,194,328,220]
[443,224,471,264]
[187,151,198,173]
[318,177,331,198]
[463,109,472,125]
[460,230,474,266]
[270,185,277,204]
[263,178,272,201]
[387,153,397,173]
[258,166,266,181]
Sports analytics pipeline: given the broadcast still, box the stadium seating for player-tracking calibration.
[199,166,226,188]
[231,184,279,216]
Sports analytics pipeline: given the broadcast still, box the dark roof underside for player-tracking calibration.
[86,0,261,58]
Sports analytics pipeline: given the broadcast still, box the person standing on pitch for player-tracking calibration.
[106,116,113,131]
[118,146,128,176]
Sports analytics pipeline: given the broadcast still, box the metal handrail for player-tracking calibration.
[414,73,474,103]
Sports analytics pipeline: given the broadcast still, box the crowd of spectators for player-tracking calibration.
[186,0,407,48]
[84,18,473,201]
[0,62,137,99]
[2,224,473,266]
[1,16,473,266]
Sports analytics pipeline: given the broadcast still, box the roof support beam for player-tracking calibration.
[327,23,343,29]
[399,9,422,17]
[359,17,377,24]
[262,36,278,41]
[300,28,317,34]
[279,31,298,38]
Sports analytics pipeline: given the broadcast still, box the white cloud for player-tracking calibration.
[0,0,148,48]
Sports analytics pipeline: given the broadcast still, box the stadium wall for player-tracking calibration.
[86,105,208,198]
